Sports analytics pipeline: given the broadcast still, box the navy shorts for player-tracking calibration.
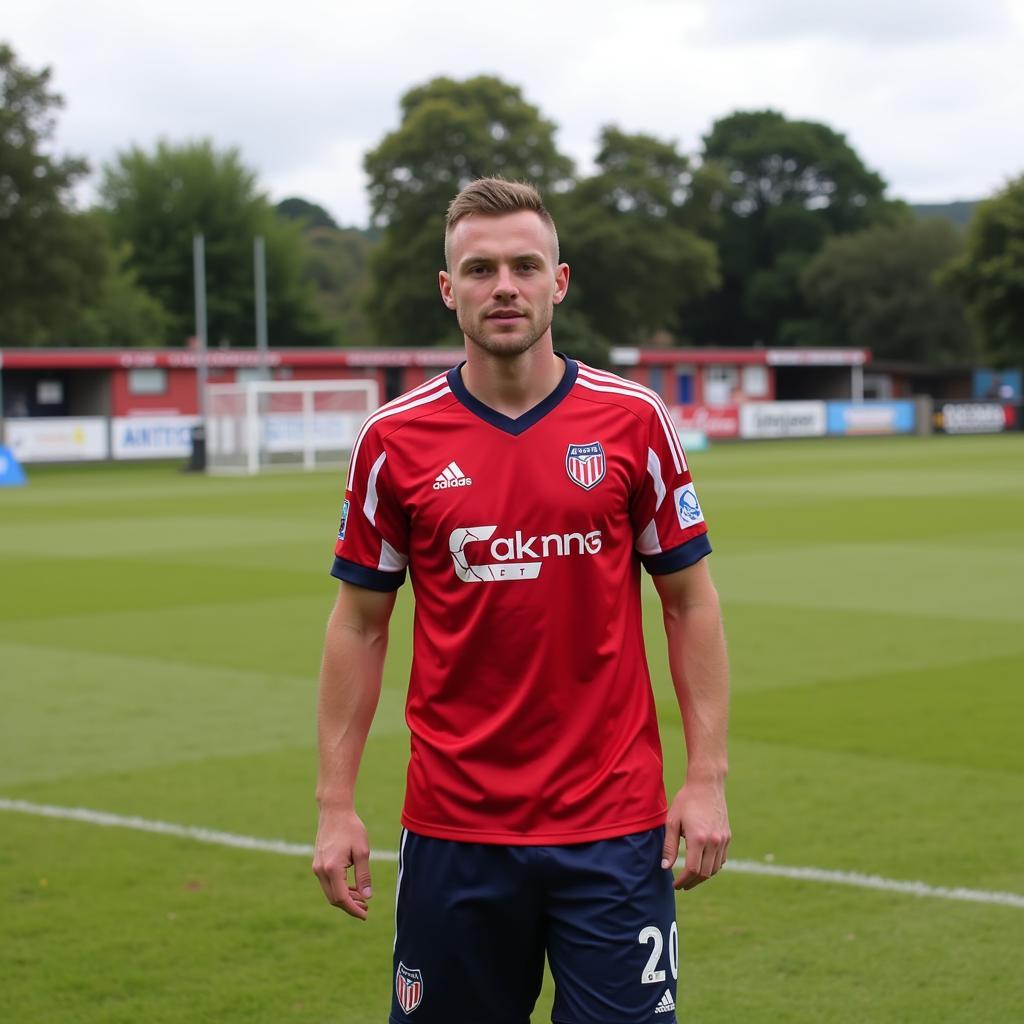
[390,827,678,1024]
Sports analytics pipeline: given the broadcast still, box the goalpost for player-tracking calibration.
[205,379,379,474]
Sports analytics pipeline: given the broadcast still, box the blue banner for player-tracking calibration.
[0,446,27,486]
[826,401,916,436]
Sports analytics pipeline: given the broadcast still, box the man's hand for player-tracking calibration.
[661,780,730,891]
[312,807,374,920]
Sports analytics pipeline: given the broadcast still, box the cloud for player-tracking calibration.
[699,0,1012,46]
[5,0,1024,225]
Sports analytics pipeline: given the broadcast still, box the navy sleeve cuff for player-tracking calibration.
[330,556,406,592]
[641,533,712,575]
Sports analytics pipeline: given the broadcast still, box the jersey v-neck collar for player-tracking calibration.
[446,354,579,436]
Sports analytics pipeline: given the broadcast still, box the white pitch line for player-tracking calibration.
[3,797,1022,910]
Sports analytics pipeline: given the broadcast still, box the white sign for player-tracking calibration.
[112,416,199,459]
[5,417,109,462]
[940,403,1007,434]
[740,402,828,439]
[766,349,868,366]
[261,412,363,452]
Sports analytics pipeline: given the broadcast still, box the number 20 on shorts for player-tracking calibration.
[639,922,679,984]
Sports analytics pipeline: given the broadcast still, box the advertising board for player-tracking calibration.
[670,405,740,439]
[112,416,198,459]
[739,402,827,439]
[261,412,363,452]
[936,403,1015,435]
[826,401,916,436]
[5,417,109,462]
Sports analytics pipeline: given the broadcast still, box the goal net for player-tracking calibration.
[205,379,379,474]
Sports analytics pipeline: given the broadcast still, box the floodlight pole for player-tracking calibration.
[193,233,209,422]
[254,236,269,379]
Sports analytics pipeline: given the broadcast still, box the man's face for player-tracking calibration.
[439,211,569,358]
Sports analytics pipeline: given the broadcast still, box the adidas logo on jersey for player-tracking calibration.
[433,461,472,490]
[654,988,675,1014]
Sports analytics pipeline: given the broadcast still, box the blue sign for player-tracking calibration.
[826,401,915,436]
[0,446,26,486]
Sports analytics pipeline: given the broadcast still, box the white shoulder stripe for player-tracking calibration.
[363,450,387,525]
[349,372,450,469]
[379,538,408,572]
[646,446,667,510]
[575,376,685,474]
[347,379,452,491]
[636,519,661,556]
[577,365,687,472]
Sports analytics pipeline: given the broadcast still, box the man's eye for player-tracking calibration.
[518,263,537,272]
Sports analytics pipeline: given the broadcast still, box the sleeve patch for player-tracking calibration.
[673,484,704,530]
[338,498,350,541]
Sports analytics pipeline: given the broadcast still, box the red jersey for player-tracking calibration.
[332,357,711,845]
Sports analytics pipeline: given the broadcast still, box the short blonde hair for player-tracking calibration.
[444,176,559,267]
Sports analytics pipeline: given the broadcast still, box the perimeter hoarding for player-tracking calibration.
[112,416,199,459]
[827,401,916,436]
[935,402,1017,435]
[740,402,827,439]
[6,418,109,462]
[670,405,740,439]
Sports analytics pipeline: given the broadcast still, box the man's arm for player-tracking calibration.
[652,558,731,891]
[312,581,396,920]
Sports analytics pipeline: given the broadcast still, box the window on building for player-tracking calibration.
[236,368,271,385]
[128,368,167,395]
[742,364,769,398]
[705,365,738,406]
[37,380,64,405]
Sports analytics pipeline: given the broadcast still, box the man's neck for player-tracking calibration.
[460,341,565,419]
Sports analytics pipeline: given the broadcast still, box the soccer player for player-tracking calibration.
[314,177,730,1024]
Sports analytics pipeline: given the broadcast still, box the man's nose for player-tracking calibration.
[492,267,518,299]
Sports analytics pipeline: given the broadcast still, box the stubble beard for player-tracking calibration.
[458,303,554,358]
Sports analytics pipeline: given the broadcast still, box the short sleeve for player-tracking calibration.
[331,424,409,591]
[629,401,711,574]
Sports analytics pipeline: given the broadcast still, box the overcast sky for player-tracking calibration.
[8,0,1024,227]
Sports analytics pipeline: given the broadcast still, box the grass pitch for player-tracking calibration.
[2,436,1023,1023]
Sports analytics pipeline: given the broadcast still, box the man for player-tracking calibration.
[314,177,730,1024]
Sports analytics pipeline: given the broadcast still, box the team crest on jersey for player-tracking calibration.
[338,498,350,541]
[565,442,606,490]
[395,962,424,1014]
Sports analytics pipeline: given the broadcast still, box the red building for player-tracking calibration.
[0,344,871,416]
[2,345,902,461]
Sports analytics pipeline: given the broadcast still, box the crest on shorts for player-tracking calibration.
[565,441,606,491]
[395,962,424,1015]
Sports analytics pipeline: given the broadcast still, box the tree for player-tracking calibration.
[363,76,575,344]
[942,175,1024,366]
[0,44,94,342]
[300,225,374,345]
[682,109,900,344]
[800,219,976,363]
[278,196,375,344]
[557,128,718,344]
[75,228,175,344]
[277,196,339,230]
[100,140,330,346]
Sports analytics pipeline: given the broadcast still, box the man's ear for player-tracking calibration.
[552,263,570,305]
[439,270,457,310]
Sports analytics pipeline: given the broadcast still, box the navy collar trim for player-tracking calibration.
[446,354,579,436]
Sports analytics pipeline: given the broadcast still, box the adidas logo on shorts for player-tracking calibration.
[654,988,675,1014]
[433,461,473,490]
